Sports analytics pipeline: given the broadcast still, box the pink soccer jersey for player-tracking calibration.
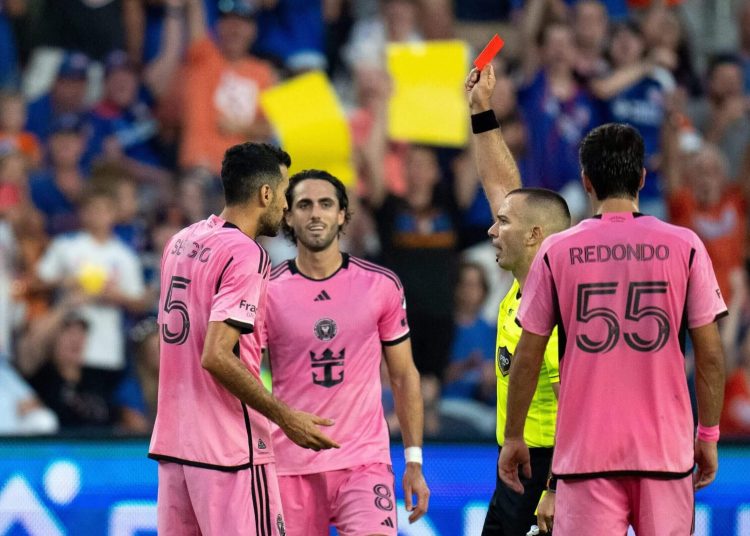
[517,212,727,478]
[149,214,275,469]
[263,254,410,475]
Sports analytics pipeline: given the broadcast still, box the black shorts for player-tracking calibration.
[482,446,554,536]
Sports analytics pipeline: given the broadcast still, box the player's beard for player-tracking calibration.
[257,205,284,237]
[297,223,339,253]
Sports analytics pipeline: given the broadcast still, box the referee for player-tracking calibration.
[466,65,570,535]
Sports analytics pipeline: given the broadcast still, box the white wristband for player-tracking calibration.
[404,446,423,465]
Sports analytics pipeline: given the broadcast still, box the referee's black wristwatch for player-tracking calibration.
[546,475,558,493]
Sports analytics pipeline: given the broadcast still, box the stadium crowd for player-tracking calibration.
[0,0,749,440]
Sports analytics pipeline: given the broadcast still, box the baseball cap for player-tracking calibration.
[57,51,90,80]
[50,113,85,136]
[104,49,137,76]
[217,0,258,19]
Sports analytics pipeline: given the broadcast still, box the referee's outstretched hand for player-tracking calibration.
[280,410,340,452]
[465,65,496,111]
[498,437,531,494]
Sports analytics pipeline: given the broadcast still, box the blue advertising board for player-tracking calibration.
[0,440,748,535]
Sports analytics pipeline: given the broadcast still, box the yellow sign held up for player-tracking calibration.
[260,71,355,187]
[386,40,470,147]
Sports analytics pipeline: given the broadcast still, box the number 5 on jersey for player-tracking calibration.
[162,275,192,345]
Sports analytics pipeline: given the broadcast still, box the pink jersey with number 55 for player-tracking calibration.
[150,214,275,470]
[518,212,727,478]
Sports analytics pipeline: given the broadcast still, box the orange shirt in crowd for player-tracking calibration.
[721,368,750,437]
[668,185,746,303]
[179,37,275,175]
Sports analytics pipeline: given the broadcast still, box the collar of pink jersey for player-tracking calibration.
[594,212,644,222]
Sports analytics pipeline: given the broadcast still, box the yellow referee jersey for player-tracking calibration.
[496,279,559,447]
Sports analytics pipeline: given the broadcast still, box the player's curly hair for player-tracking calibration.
[283,169,353,244]
[220,142,291,206]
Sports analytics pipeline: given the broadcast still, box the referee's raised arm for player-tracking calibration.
[465,64,522,218]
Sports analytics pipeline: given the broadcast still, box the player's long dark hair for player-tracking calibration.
[283,169,353,243]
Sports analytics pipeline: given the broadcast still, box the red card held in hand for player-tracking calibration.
[473,34,505,70]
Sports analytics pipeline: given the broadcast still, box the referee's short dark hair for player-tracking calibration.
[507,187,571,231]
[579,123,644,201]
[220,142,291,206]
[283,169,352,243]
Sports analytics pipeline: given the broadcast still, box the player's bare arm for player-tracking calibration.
[498,330,550,494]
[383,338,430,523]
[690,322,726,490]
[465,64,522,219]
[202,321,341,451]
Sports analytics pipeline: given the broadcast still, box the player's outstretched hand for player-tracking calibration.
[497,437,531,494]
[281,410,340,451]
[403,462,430,523]
[536,491,555,533]
[694,438,718,490]
[465,64,496,112]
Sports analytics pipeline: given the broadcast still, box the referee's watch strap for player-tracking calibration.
[546,475,558,492]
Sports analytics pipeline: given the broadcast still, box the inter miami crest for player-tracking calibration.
[497,346,512,376]
[314,318,337,341]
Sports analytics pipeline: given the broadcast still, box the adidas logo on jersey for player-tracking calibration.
[257,438,267,450]
[314,290,331,301]
[381,517,394,528]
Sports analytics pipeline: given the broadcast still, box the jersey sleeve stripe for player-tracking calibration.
[382,331,410,346]
[688,247,696,269]
[225,318,254,334]
[270,264,290,281]
[349,257,402,289]
[215,256,234,294]
[256,243,267,274]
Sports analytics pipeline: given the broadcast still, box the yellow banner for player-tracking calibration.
[260,71,355,187]
[386,40,470,147]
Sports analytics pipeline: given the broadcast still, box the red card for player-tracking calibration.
[473,34,505,70]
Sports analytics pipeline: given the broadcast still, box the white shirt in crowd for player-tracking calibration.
[37,232,145,370]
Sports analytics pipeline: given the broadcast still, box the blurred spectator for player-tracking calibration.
[739,0,750,93]
[177,0,275,175]
[344,0,423,69]
[572,0,609,80]
[663,123,746,302]
[253,0,327,72]
[0,362,58,435]
[363,143,458,383]
[591,20,675,218]
[687,53,750,179]
[34,0,124,61]
[35,188,147,371]
[442,262,496,404]
[720,269,750,437]
[0,91,41,167]
[0,0,25,89]
[85,44,180,182]
[0,211,17,364]
[518,5,601,193]
[640,3,701,96]
[130,317,159,424]
[25,51,90,143]
[0,147,29,216]
[28,114,89,236]
[20,307,145,431]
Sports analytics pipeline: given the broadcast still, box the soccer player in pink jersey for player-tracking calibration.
[263,169,430,535]
[149,143,339,536]
[499,124,727,535]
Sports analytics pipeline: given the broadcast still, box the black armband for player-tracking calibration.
[471,110,499,134]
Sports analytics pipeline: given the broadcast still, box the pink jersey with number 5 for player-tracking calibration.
[263,254,410,476]
[150,214,275,469]
[518,212,727,478]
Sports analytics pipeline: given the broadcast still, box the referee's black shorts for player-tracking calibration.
[482,446,553,536]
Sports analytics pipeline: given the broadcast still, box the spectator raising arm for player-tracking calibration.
[143,0,187,99]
